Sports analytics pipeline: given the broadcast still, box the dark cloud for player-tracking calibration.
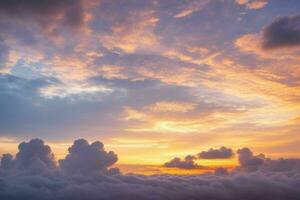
[1,139,56,173]
[0,154,14,170]
[0,0,85,29]
[262,14,300,49]
[237,147,265,172]
[214,167,229,175]
[0,139,300,199]
[0,40,8,69]
[237,147,300,172]
[198,146,233,159]
[164,155,201,169]
[0,0,86,60]
[59,139,118,175]
[0,167,300,200]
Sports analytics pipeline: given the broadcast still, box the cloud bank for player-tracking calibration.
[0,139,300,200]
[1,139,300,199]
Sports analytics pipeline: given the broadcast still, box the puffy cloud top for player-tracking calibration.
[59,139,118,175]
[164,155,200,169]
[237,147,264,172]
[237,147,300,172]
[262,14,300,49]
[0,139,300,199]
[1,138,56,173]
[198,146,233,159]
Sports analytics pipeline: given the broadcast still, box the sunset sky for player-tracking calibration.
[0,0,300,175]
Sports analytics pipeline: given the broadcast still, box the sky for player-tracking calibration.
[0,0,300,175]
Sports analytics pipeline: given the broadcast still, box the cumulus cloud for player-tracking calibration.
[59,139,118,175]
[262,14,300,49]
[198,146,233,159]
[0,138,56,173]
[0,139,299,199]
[237,147,300,172]
[237,147,265,172]
[164,155,201,169]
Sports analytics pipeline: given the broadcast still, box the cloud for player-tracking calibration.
[0,139,300,199]
[0,154,14,170]
[237,147,300,172]
[174,0,210,18]
[198,147,234,159]
[237,147,265,172]
[146,101,197,113]
[2,172,300,200]
[0,139,56,173]
[214,167,229,175]
[0,73,126,138]
[0,39,9,71]
[0,0,85,30]
[262,14,300,49]
[163,155,201,169]
[59,139,118,175]
[236,14,300,54]
[96,3,160,54]
[235,0,268,10]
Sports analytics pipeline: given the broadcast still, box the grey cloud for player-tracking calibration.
[0,0,86,63]
[198,146,234,159]
[237,147,300,172]
[237,147,264,172]
[0,139,300,199]
[0,0,85,29]
[0,169,300,199]
[0,74,125,139]
[59,139,118,175]
[0,154,14,170]
[262,14,300,49]
[214,167,229,175]
[164,155,201,169]
[0,40,8,69]
[1,139,56,173]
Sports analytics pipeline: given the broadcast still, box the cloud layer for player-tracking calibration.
[0,139,300,200]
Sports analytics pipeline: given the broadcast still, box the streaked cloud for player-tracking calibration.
[235,0,268,9]
[174,0,210,18]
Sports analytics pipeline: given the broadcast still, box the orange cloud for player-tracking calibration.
[174,0,210,18]
[100,10,161,53]
[235,0,268,9]
[146,101,197,113]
